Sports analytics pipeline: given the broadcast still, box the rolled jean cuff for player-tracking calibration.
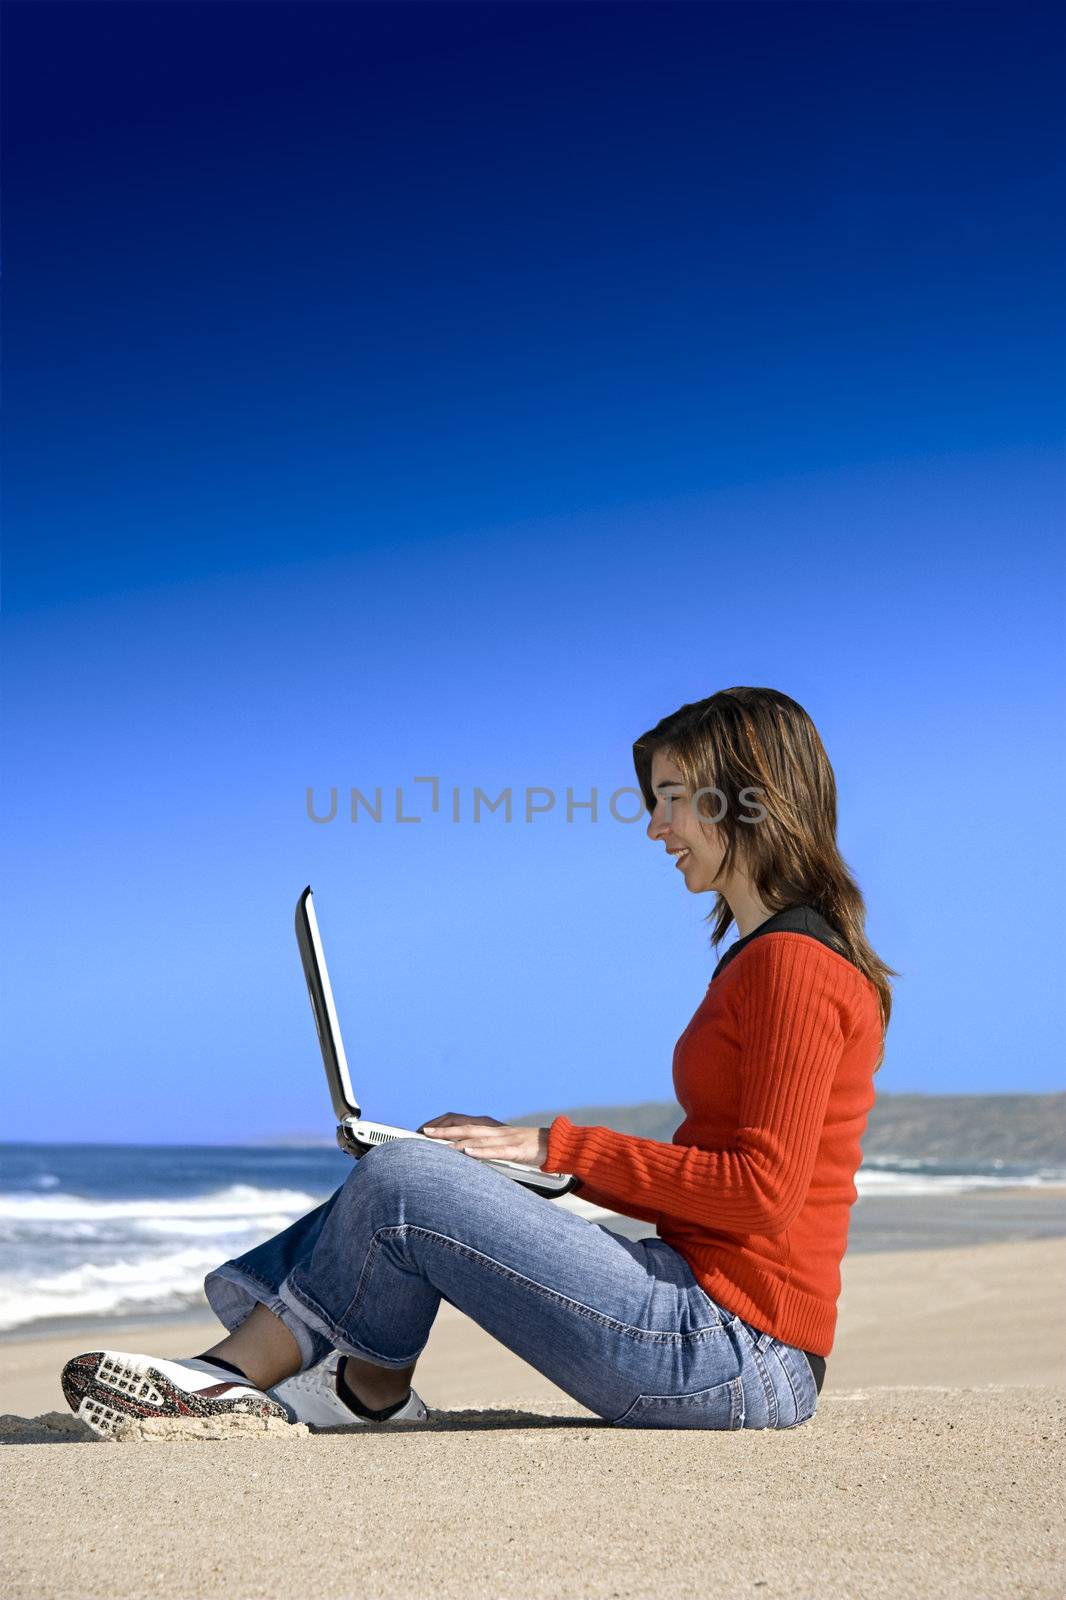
[278,1270,428,1368]
[203,1263,331,1372]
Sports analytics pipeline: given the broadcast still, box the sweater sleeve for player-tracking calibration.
[542,938,846,1236]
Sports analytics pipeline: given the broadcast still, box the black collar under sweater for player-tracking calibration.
[710,903,850,985]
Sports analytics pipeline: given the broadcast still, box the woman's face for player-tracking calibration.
[646,747,728,894]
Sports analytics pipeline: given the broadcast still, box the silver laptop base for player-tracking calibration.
[335,1120,578,1199]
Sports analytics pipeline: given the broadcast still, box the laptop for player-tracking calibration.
[295,885,578,1199]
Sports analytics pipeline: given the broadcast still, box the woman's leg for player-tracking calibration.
[195,1182,420,1408]
[198,1304,300,1388]
[201,1134,770,1427]
[198,1304,417,1409]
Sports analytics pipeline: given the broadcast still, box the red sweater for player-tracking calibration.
[542,928,883,1357]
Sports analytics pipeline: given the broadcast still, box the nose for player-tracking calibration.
[646,798,672,842]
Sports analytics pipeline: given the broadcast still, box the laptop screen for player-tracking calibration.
[295,886,361,1123]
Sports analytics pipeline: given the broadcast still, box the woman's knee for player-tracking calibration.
[346,1137,468,1210]
[356,1137,460,1177]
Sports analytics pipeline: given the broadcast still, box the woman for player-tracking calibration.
[62,686,895,1435]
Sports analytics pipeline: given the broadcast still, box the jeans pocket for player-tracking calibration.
[610,1374,745,1430]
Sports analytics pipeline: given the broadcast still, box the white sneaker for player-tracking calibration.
[60,1350,291,1440]
[269,1350,428,1430]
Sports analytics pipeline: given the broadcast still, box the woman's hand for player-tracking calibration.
[416,1113,549,1169]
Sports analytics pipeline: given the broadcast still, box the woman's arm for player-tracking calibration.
[544,939,847,1235]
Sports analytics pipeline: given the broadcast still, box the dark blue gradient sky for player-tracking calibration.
[4,2,1064,1141]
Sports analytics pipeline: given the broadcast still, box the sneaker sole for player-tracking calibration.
[60,1351,291,1441]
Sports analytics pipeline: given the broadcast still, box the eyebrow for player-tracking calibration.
[653,780,684,791]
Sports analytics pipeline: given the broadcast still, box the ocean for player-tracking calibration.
[1,1141,1064,1337]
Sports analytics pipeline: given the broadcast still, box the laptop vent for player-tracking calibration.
[364,1128,397,1144]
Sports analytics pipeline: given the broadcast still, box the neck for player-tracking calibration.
[722,882,779,939]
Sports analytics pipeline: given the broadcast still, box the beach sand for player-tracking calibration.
[1,1198,1064,1599]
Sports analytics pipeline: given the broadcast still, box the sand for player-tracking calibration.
[1,1218,1064,1598]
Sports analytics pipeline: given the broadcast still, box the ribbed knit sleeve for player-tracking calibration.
[543,937,847,1235]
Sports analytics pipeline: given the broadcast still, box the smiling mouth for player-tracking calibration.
[669,848,691,867]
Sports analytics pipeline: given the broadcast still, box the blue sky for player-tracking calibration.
[3,2,1064,1143]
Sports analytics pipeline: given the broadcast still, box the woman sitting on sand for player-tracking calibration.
[61,686,895,1435]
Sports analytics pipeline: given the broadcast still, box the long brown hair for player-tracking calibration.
[633,686,898,1069]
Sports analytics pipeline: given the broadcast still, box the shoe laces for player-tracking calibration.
[282,1352,341,1395]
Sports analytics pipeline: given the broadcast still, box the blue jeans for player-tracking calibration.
[203,1138,819,1429]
